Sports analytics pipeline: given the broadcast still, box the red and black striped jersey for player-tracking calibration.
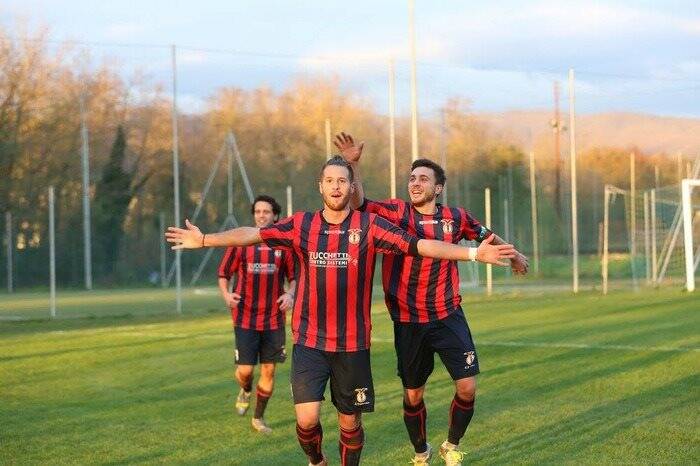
[218,244,295,331]
[360,198,491,323]
[259,210,419,352]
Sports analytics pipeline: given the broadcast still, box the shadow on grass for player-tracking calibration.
[471,374,698,464]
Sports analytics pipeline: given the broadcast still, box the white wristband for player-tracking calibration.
[468,247,478,262]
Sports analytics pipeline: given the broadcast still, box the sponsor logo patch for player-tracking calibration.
[247,263,277,274]
[308,251,352,268]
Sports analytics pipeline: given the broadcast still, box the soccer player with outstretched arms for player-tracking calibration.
[217,195,295,434]
[335,132,528,466]
[167,156,516,466]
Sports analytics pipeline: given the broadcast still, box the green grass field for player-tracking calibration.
[1,288,699,465]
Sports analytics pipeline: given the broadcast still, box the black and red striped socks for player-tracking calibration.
[447,394,475,445]
[339,424,364,466]
[403,399,428,453]
[253,386,271,419]
[296,423,324,465]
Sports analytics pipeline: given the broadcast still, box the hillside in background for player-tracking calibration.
[478,111,700,157]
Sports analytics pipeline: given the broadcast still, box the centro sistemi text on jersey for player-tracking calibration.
[308,251,354,268]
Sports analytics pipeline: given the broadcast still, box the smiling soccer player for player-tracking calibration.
[166,156,516,466]
[335,132,528,466]
[217,195,295,434]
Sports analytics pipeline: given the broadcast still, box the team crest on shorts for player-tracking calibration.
[464,351,475,367]
[354,387,369,405]
[441,219,454,234]
[348,229,362,245]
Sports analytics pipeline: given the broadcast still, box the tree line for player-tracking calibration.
[0,28,685,289]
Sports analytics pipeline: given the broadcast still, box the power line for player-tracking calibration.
[5,35,699,84]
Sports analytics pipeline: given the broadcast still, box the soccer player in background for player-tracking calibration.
[167,156,516,466]
[217,195,296,434]
[335,132,528,466]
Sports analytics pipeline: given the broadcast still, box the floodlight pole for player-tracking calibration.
[650,188,658,283]
[388,58,397,198]
[408,0,419,161]
[440,108,447,203]
[325,118,332,160]
[529,151,540,275]
[643,191,651,284]
[171,44,182,314]
[5,211,12,293]
[286,185,293,217]
[49,186,57,317]
[602,185,610,295]
[79,93,93,290]
[568,68,579,293]
[485,188,492,296]
[227,134,234,217]
[159,212,167,288]
[630,153,636,254]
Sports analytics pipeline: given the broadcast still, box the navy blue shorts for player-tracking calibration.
[393,308,479,389]
[234,326,286,365]
[290,344,374,414]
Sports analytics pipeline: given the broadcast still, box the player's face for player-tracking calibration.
[319,165,354,212]
[408,166,443,207]
[253,201,277,228]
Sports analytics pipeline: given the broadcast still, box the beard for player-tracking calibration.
[322,192,351,211]
[409,189,437,207]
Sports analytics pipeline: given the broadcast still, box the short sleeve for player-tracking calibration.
[218,246,242,279]
[358,198,404,225]
[459,208,492,242]
[370,214,419,256]
[259,214,296,251]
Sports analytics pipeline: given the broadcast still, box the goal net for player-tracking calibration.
[602,176,700,293]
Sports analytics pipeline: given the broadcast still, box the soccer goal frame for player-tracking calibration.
[681,178,700,292]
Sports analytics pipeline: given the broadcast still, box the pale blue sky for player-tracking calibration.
[2,0,699,116]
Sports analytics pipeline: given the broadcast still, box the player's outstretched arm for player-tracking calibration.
[334,132,365,209]
[417,234,516,266]
[165,219,262,249]
[481,232,529,274]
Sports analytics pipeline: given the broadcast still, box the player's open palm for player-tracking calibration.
[166,219,203,249]
[477,235,516,266]
[333,132,364,163]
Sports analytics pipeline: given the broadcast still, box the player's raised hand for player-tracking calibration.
[333,132,364,163]
[510,251,529,275]
[165,219,204,249]
[276,292,294,311]
[476,234,517,266]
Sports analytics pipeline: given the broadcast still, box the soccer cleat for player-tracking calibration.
[235,388,251,415]
[308,455,328,466]
[410,442,432,464]
[251,417,272,434]
[439,442,465,466]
